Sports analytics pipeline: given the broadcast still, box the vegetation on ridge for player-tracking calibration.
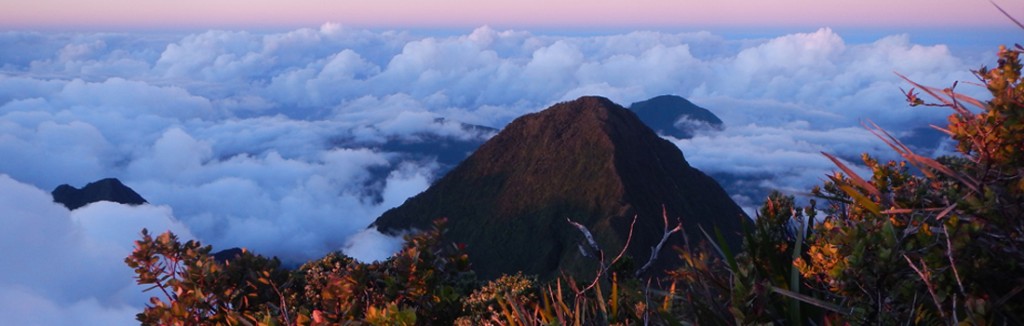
[126,42,1024,324]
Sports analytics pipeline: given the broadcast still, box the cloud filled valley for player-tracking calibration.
[0,24,997,323]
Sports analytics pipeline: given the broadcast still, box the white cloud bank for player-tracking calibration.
[0,174,191,325]
[0,25,1001,324]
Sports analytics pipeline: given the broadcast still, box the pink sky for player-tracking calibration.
[2,0,1022,30]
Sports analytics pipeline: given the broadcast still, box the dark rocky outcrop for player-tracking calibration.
[629,95,723,139]
[372,96,747,279]
[52,178,148,210]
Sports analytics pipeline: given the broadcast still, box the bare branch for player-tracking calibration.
[904,255,949,322]
[609,215,638,267]
[935,203,957,221]
[636,207,683,277]
[567,215,638,296]
[896,72,977,116]
[942,224,965,295]
[992,0,1024,30]
[567,218,601,259]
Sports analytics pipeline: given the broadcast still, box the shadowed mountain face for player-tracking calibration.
[52,178,148,210]
[372,96,747,279]
[629,95,724,139]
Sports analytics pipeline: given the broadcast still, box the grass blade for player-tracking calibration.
[771,286,852,315]
[822,152,880,199]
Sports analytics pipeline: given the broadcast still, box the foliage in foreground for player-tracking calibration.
[127,46,1024,325]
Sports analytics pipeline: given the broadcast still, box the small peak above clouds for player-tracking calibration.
[629,94,724,139]
[51,178,147,210]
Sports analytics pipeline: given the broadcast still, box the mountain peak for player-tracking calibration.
[372,96,746,279]
[52,178,148,210]
[629,95,723,139]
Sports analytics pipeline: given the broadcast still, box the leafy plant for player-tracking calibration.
[796,44,1024,324]
[310,218,476,325]
[125,229,294,325]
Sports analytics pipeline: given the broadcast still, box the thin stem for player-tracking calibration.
[904,255,949,324]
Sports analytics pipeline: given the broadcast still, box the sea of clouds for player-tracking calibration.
[0,24,1001,323]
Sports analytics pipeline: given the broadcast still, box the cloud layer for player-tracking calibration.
[0,25,996,324]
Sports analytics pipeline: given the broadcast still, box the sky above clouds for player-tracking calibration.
[2,0,1022,30]
[1,1,1021,323]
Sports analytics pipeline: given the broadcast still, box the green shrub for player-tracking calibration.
[796,45,1024,324]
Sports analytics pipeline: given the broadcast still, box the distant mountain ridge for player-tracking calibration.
[52,178,148,210]
[629,95,724,139]
[375,118,497,170]
[332,118,496,203]
[372,96,747,279]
